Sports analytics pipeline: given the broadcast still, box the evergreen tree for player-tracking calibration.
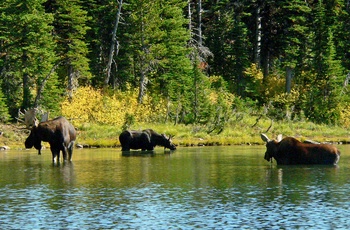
[0,85,10,122]
[156,0,193,122]
[305,0,345,124]
[281,0,311,92]
[204,1,251,96]
[123,0,192,105]
[123,0,158,103]
[258,0,283,78]
[39,73,64,116]
[0,0,57,116]
[46,0,91,99]
[0,0,349,125]
[82,0,120,88]
[332,0,350,71]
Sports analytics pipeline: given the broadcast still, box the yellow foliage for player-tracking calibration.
[273,89,300,104]
[263,74,285,98]
[244,64,263,81]
[61,86,167,127]
[209,91,218,104]
[339,103,350,128]
[208,75,235,108]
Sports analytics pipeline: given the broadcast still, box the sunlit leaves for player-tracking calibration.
[61,86,167,127]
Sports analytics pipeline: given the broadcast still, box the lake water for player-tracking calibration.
[1,145,350,229]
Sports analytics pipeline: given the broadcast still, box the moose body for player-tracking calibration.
[261,134,340,165]
[25,116,76,163]
[119,129,176,151]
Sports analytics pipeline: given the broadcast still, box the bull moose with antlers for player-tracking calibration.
[260,133,340,165]
[25,116,76,163]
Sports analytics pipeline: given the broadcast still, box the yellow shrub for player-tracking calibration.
[61,86,167,127]
[61,86,103,125]
[273,89,300,105]
[339,103,350,128]
[244,63,263,81]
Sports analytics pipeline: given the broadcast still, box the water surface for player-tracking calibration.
[1,145,350,229]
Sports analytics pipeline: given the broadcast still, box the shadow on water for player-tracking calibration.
[264,164,341,186]
[121,150,174,157]
[121,150,155,157]
[55,162,76,186]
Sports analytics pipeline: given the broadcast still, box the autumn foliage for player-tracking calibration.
[61,86,167,127]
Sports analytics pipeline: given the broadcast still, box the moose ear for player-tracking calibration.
[34,118,39,127]
[260,133,270,143]
[276,134,283,142]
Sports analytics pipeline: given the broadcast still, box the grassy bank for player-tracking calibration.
[77,118,350,148]
[2,115,349,150]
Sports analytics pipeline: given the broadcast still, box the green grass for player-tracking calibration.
[2,115,350,150]
[74,116,350,147]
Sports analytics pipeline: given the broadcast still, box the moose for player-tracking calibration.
[260,133,340,165]
[25,116,76,163]
[119,129,176,151]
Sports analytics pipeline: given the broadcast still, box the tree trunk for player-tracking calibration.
[104,0,123,89]
[67,65,75,102]
[254,4,261,66]
[33,62,61,108]
[286,66,292,94]
[22,73,31,109]
[138,17,147,104]
[262,50,270,79]
[22,50,31,109]
[188,0,192,35]
[138,68,147,104]
[197,0,202,46]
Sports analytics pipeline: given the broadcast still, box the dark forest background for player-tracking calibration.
[1,0,350,128]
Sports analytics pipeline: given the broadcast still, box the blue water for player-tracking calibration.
[1,146,350,229]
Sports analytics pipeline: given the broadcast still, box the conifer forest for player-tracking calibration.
[1,0,350,128]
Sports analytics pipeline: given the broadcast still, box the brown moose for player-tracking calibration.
[25,117,76,163]
[261,134,340,165]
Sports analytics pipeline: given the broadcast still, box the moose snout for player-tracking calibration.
[264,152,271,162]
[169,144,176,150]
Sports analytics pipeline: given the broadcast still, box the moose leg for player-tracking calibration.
[51,148,60,164]
[67,141,74,161]
[61,143,68,161]
[121,143,130,151]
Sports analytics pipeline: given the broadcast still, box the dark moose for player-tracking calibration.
[261,133,340,165]
[119,129,176,151]
[25,116,76,163]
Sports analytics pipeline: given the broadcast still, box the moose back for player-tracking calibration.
[119,129,176,151]
[261,133,340,165]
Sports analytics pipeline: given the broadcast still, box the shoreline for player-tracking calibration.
[1,121,350,150]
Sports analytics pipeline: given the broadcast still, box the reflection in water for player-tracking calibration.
[1,146,350,228]
[121,151,155,157]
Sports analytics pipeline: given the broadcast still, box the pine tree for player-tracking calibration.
[0,84,10,122]
[305,0,345,124]
[82,0,120,88]
[281,0,311,93]
[156,0,193,120]
[124,0,192,105]
[204,1,251,96]
[332,0,350,71]
[46,0,91,99]
[0,0,57,116]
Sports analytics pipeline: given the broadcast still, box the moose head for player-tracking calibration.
[161,134,176,150]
